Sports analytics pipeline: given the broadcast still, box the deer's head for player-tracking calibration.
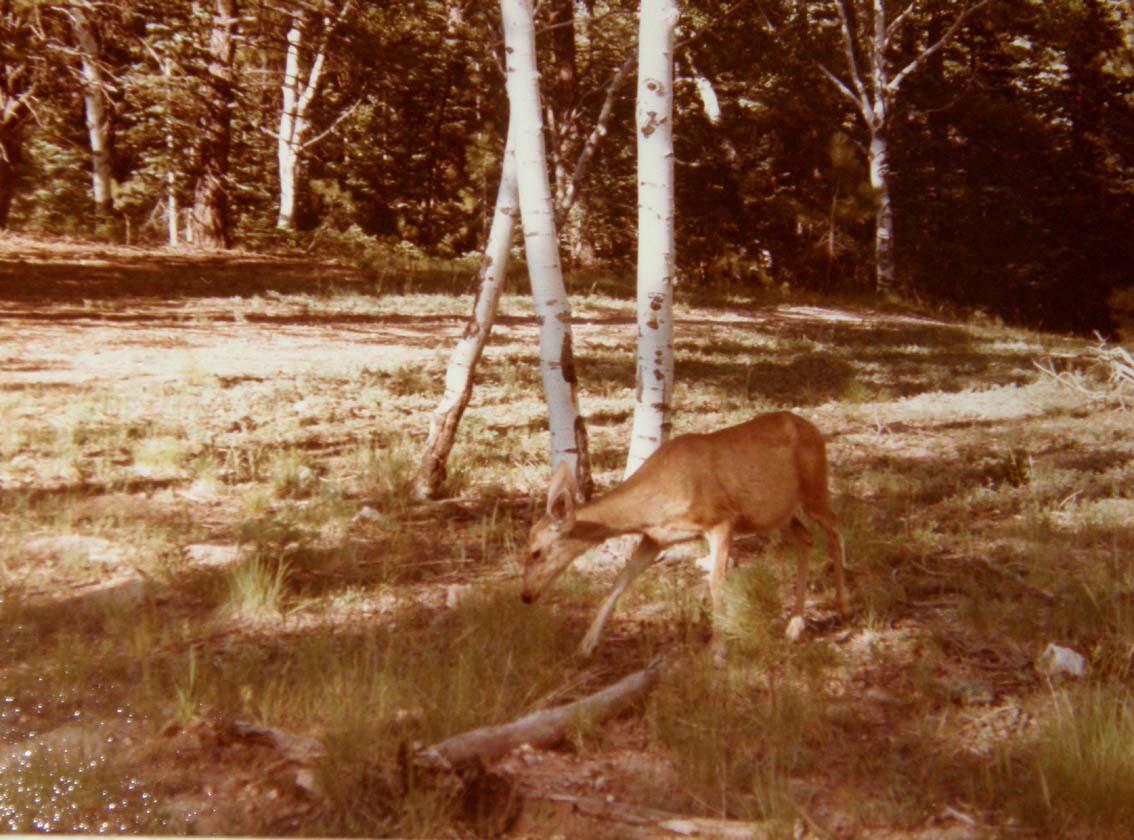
[521,460,595,603]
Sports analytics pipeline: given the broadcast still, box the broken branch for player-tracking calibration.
[418,662,662,769]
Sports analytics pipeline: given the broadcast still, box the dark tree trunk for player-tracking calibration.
[542,0,584,261]
[191,0,238,249]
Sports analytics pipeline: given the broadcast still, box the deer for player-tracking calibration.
[520,411,848,665]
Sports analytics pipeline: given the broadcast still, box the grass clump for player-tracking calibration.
[650,654,827,824]
[1008,686,1134,836]
[131,435,191,477]
[269,449,319,499]
[354,438,417,509]
[224,557,292,620]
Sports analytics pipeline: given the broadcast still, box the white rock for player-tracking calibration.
[1036,643,1086,678]
[446,584,473,608]
[354,505,383,523]
[184,544,241,567]
[785,615,807,641]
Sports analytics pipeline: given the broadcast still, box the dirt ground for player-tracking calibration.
[2,234,1131,838]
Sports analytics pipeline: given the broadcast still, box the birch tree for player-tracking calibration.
[820,0,987,293]
[65,3,114,216]
[190,0,239,249]
[135,24,189,247]
[412,130,518,500]
[624,0,678,477]
[275,0,354,230]
[413,28,633,499]
[500,0,592,497]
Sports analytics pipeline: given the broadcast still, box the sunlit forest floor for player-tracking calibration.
[2,234,1133,838]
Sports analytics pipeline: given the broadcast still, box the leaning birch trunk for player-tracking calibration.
[412,51,632,499]
[70,9,113,216]
[500,0,592,497]
[412,131,518,500]
[624,0,678,478]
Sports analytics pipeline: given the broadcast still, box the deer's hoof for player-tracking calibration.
[785,615,806,642]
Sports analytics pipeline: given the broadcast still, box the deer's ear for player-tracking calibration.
[546,460,577,526]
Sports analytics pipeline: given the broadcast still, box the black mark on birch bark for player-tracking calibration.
[560,333,577,385]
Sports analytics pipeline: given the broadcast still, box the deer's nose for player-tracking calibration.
[521,592,534,604]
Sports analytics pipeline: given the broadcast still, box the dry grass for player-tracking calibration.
[2,238,1133,836]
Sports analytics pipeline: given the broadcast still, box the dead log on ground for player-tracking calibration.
[417,662,661,770]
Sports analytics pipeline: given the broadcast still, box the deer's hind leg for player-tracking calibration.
[706,523,735,667]
[806,505,848,618]
[785,517,812,641]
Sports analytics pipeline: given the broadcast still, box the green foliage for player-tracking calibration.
[2,0,1133,326]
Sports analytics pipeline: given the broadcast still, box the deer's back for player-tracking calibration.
[607,412,825,536]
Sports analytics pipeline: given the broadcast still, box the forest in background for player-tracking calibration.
[2,0,1133,335]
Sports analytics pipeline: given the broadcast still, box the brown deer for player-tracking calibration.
[521,411,847,664]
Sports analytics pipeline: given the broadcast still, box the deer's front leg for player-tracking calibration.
[578,537,662,657]
[705,524,734,668]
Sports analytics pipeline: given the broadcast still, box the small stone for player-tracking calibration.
[354,506,383,523]
[1036,643,1086,678]
[446,584,473,608]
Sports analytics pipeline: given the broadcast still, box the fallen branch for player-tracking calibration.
[418,662,662,770]
[1034,333,1134,410]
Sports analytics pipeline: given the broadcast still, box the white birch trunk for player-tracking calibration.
[412,131,518,499]
[822,0,987,295]
[71,9,113,215]
[167,170,179,246]
[500,0,591,496]
[162,57,179,246]
[276,1,350,230]
[625,0,678,478]
[867,0,894,293]
[277,18,305,229]
[868,120,895,293]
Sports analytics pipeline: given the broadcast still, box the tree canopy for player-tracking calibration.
[2,0,1132,334]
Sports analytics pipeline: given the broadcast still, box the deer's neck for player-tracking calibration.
[573,481,654,538]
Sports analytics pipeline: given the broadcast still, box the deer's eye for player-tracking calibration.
[529,548,541,563]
